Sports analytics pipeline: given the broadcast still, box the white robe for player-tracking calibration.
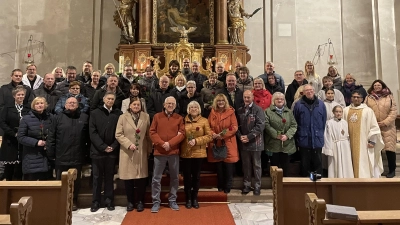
[343,104,384,178]
[318,89,346,108]
[323,100,340,120]
[322,118,354,178]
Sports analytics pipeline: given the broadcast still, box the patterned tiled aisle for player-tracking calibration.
[71,203,274,225]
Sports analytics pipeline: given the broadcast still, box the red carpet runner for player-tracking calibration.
[121,203,235,225]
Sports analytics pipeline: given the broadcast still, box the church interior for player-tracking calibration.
[1,0,400,224]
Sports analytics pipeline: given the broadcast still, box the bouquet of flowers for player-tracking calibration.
[39,124,48,150]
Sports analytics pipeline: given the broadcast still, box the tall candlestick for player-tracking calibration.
[134,64,137,70]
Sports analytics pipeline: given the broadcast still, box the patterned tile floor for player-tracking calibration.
[71,203,274,225]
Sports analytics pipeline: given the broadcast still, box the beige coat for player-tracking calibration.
[365,94,397,152]
[116,111,152,179]
[121,97,147,113]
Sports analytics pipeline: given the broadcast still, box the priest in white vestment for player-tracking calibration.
[322,105,354,178]
[343,90,384,178]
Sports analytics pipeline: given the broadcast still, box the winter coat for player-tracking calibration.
[237,77,254,92]
[330,74,343,92]
[116,111,152,179]
[0,82,34,112]
[89,107,122,159]
[186,73,208,93]
[252,89,272,111]
[138,75,158,103]
[121,97,147,113]
[147,86,175,119]
[217,87,244,113]
[200,80,224,118]
[236,103,266,151]
[207,107,239,163]
[365,94,397,152]
[341,82,367,106]
[118,75,136,97]
[22,74,43,90]
[0,105,30,163]
[150,111,185,156]
[90,86,126,111]
[76,72,91,84]
[258,72,285,93]
[33,84,63,114]
[285,79,308,109]
[46,109,89,166]
[293,96,327,149]
[55,79,83,95]
[171,86,187,101]
[17,110,53,174]
[178,92,204,118]
[180,115,212,158]
[82,83,102,101]
[217,71,229,85]
[264,105,297,154]
[264,75,285,94]
[55,93,90,115]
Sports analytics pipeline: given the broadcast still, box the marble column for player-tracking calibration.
[216,0,229,44]
[138,0,151,43]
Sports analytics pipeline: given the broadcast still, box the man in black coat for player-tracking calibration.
[218,74,244,113]
[285,70,308,109]
[56,66,83,95]
[76,61,93,85]
[47,97,89,211]
[0,69,34,112]
[89,92,122,212]
[185,61,207,93]
[118,65,136,97]
[147,75,175,119]
[34,73,63,114]
[91,75,126,111]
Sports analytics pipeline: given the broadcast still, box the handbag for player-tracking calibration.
[212,139,227,160]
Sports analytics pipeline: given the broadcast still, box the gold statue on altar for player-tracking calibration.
[113,0,137,44]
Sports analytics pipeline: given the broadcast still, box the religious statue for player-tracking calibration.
[227,0,261,45]
[205,57,216,72]
[147,56,161,72]
[113,0,137,44]
[170,26,197,39]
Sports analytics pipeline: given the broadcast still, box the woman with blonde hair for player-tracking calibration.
[52,67,66,83]
[304,61,322,93]
[181,101,212,209]
[171,74,187,100]
[17,97,52,181]
[252,77,272,111]
[291,85,305,110]
[341,73,367,106]
[207,94,238,193]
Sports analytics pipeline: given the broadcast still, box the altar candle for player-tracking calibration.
[134,64,137,70]
[229,65,232,71]
[140,64,143,69]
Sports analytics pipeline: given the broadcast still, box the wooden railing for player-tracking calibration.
[0,196,32,225]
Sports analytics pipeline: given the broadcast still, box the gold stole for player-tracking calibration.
[347,108,363,178]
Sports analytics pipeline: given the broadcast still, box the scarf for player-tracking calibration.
[275,106,284,115]
[343,82,356,105]
[370,88,390,100]
[176,85,186,92]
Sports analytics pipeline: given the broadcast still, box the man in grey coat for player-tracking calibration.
[236,90,266,196]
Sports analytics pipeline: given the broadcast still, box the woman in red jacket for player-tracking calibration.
[252,77,272,110]
[207,94,238,193]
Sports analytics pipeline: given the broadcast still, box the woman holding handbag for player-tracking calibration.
[207,94,238,193]
[180,101,212,209]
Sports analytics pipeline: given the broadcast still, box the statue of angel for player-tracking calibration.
[113,0,137,44]
[170,26,197,38]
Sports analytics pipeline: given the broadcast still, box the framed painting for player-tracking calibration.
[152,0,214,45]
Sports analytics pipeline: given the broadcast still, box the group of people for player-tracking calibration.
[0,59,396,214]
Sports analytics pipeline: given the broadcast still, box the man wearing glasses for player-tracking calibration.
[182,58,192,76]
[147,75,176,120]
[343,90,384,178]
[56,66,83,95]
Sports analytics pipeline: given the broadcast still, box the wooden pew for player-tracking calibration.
[0,169,77,225]
[271,166,400,225]
[0,196,32,225]
[305,193,400,225]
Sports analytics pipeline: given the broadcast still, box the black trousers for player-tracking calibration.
[216,161,234,190]
[270,152,289,177]
[23,172,48,181]
[92,157,116,204]
[124,178,147,205]
[386,151,397,173]
[56,165,82,201]
[300,148,322,177]
[4,163,22,181]
[181,158,203,193]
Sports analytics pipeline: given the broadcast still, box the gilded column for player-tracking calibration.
[216,0,229,44]
[138,0,151,43]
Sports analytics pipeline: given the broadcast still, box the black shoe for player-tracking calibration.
[185,199,192,209]
[386,171,396,178]
[136,201,144,212]
[192,198,199,209]
[217,188,223,192]
[253,188,261,196]
[224,188,231,194]
[127,202,134,212]
[90,202,100,212]
[72,203,78,211]
[106,203,115,211]
[242,186,252,194]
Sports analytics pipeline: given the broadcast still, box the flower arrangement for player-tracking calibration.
[219,126,232,136]
[135,128,140,147]
[39,124,48,150]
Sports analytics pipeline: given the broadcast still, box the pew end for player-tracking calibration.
[0,196,32,225]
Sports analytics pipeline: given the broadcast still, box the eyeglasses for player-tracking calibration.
[67,73,76,75]
[67,102,78,104]
[352,96,362,99]
[70,88,80,90]
[187,86,195,89]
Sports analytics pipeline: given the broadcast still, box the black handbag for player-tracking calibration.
[212,139,227,160]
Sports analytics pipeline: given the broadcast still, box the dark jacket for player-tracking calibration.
[178,91,204,118]
[265,75,285,94]
[285,79,308,109]
[90,85,126,111]
[218,87,244,113]
[171,86,187,101]
[147,86,175,119]
[118,75,136,97]
[217,71,229,85]
[82,83,102,101]
[0,105,30,162]
[34,84,63,114]
[0,82,34,112]
[293,95,327,149]
[17,110,53,174]
[89,107,122,159]
[186,73,208,93]
[236,103,266,151]
[341,82,367,106]
[258,72,285,92]
[200,80,224,118]
[56,79,83,95]
[55,93,90,115]
[138,75,158,103]
[46,109,89,166]
[76,72,91,84]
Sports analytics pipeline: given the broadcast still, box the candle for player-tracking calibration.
[134,64,137,70]
[229,65,232,71]
[140,64,143,69]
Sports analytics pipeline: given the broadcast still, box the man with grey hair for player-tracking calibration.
[22,64,43,90]
[34,73,63,114]
[236,90,265,195]
[285,70,308,109]
[147,75,175,119]
[182,58,192,76]
[258,61,285,91]
[186,61,207,93]
[216,62,229,85]
[150,96,185,212]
